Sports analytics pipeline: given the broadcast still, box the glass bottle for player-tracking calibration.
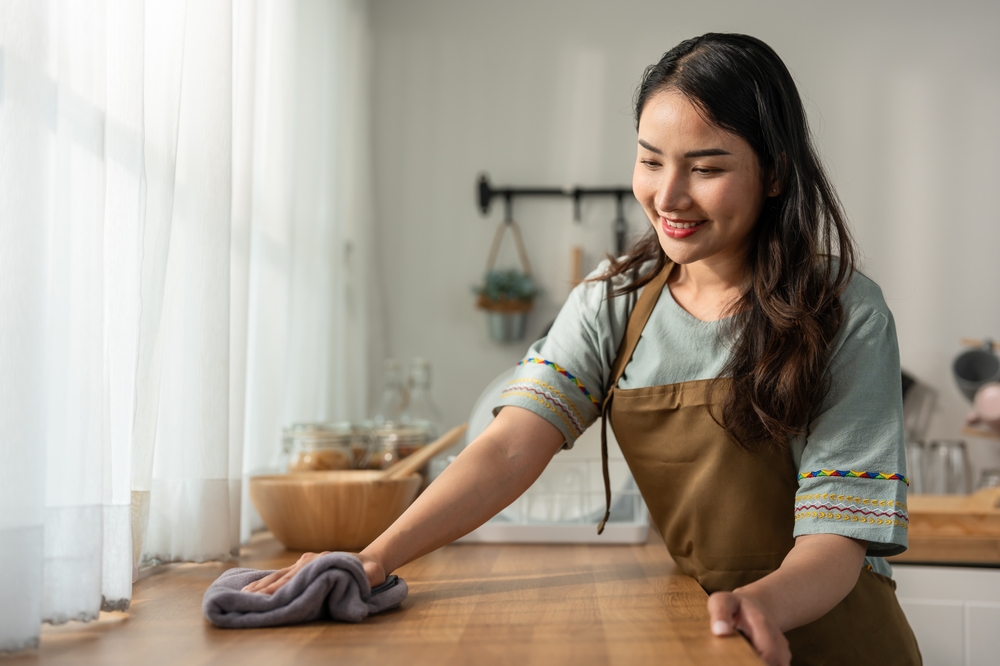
[400,358,443,440]
[373,359,407,428]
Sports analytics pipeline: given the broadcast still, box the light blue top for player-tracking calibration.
[495,260,909,577]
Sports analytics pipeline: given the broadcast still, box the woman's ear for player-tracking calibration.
[765,155,784,197]
[766,176,780,197]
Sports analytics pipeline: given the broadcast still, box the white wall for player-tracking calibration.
[368,0,1000,475]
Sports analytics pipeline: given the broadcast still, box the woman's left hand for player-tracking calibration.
[707,591,790,666]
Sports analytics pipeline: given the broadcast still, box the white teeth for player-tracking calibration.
[666,219,703,229]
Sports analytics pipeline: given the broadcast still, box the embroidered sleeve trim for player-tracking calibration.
[795,490,909,528]
[501,378,588,437]
[798,469,909,486]
[794,510,908,530]
[518,358,600,406]
[795,503,908,521]
[795,493,907,510]
[500,382,586,439]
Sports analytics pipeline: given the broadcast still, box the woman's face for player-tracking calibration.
[632,90,773,270]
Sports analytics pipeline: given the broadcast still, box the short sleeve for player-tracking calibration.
[792,276,909,557]
[492,261,634,447]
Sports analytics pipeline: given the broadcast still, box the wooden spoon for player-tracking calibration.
[382,423,468,480]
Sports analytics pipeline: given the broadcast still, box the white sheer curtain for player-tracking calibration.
[0,0,373,652]
[238,0,375,541]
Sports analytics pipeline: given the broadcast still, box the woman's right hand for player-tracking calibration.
[242,550,387,594]
[357,551,387,587]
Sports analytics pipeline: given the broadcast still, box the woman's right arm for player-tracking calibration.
[243,405,565,593]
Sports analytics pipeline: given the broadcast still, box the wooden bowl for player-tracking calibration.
[249,470,422,552]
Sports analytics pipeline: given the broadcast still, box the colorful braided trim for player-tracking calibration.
[518,358,600,406]
[501,378,588,437]
[863,562,874,572]
[798,469,909,486]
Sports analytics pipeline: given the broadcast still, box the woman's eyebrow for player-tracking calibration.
[684,148,732,158]
[638,138,662,154]
[638,139,732,159]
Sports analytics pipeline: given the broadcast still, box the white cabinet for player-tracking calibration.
[892,564,1000,665]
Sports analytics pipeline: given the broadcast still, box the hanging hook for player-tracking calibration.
[613,192,628,256]
[572,189,582,222]
[477,174,493,215]
[504,193,513,223]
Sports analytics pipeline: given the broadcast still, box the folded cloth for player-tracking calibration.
[202,552,407,628]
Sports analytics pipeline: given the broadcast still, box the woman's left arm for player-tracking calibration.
[707,533,867,666]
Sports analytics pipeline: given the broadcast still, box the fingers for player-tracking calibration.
[241,551,329,594]
[736,603,791,666]
[242,566,292,593]
[707,591,740,636]
[253,568,301,595]
[707,592,791,666]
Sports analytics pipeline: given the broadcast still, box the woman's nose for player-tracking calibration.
[655,170,691,213]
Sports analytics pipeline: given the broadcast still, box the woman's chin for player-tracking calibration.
[655,238,703,266]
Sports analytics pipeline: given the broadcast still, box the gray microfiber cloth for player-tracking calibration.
[202,552,407,628]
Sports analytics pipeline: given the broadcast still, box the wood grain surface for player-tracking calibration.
[888,488,1000,566]
[13,534,762,666]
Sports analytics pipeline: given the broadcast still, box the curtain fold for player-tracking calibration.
[0,0,373,651]
[134,0,238,565]
[240,0,374,540]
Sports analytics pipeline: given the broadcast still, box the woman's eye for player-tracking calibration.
[693,167,721,175]
[640,159,661,168]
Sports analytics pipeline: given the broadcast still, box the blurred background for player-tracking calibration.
[374,0,1000,468]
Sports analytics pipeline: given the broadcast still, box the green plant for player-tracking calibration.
[474,269,539,310]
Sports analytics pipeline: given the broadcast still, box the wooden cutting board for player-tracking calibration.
[888,488,1000,565]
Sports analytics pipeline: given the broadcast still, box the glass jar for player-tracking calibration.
[366,425,431,470]
[283,422,370,472]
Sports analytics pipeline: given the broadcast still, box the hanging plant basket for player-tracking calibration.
[476,294,534,313]
[474,219,538,344]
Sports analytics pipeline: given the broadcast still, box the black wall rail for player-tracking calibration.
[477,174,637,254]
[477,173,634,223]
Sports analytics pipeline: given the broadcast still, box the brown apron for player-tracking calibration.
[597,261,921,666]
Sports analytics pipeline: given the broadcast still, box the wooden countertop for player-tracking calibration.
[888,488,1000,567]
[21,534,762,665]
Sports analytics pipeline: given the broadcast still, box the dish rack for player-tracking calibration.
[456,419,649,544]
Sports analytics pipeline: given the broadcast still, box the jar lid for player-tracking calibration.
[283,422,358,452]
[373,425,430,447]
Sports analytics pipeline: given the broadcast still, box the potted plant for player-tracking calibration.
[474,269,539,343]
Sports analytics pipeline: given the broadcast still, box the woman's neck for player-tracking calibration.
[667,256,748,322]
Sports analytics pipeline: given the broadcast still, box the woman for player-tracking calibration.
[247,34,921,666]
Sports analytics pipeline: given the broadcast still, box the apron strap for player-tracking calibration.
[597,260,674,534]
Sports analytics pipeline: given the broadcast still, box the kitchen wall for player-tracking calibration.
[367,0,1000,473]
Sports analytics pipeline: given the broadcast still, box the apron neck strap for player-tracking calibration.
[597,258,673,534]
[607,260,674,391]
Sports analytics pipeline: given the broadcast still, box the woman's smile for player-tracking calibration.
[661,216,707,238]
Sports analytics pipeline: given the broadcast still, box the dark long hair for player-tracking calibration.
[602,33,856,449]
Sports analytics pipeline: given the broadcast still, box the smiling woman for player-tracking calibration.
[246,33,920,666]
[604,33,856,450]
